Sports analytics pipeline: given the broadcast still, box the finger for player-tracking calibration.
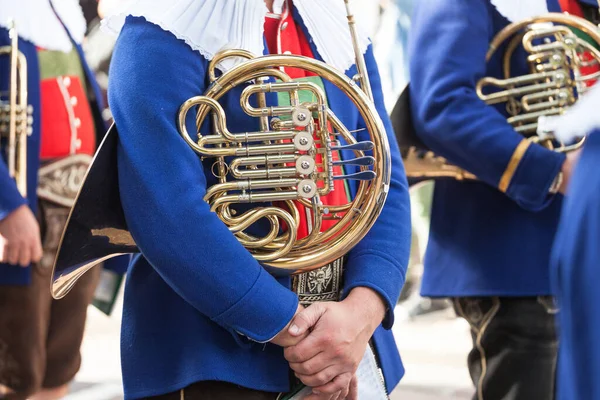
[347,375,358,400]
[289,302,326,336]
[327,392,341,400]
[304,392,336,400]
[284,337,323,363]
[0,237,7,263]
[336,383,349,400]
[312,372,353,395]
[31,237,43,264]
[296,365,346,389]
[289,352,336,375]
[6,243,20,265]
[17,245,30,268]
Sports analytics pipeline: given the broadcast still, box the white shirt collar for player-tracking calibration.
[102,0,371,73]
[490,0,549,22]
[0,0,86,53]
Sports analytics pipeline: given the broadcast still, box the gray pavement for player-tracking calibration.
[66,296,474,400]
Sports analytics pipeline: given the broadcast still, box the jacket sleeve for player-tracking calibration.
[0,157,27,221]
[108,17,298,343]
[408,0,566,211]
[342,45,412,329]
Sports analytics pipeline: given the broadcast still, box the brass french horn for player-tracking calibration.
[0,21,32,197]
[393,12,600,186]
[51,1,393,298]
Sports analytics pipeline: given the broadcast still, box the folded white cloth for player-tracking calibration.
[102,0,371,73]
[0,0,86,52]
[490,0,549,22]
[550,84,600,143]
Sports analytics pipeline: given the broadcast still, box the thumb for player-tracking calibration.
[289,303,326,336]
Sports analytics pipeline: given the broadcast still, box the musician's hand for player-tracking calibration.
[270,304,308,347]
[559,149,582,195]
[0,205,42,267]
[284,287,386,393]
[303,373,358,400]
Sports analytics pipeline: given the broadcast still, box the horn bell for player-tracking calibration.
[51,124,137,299]
[390,85,476,187]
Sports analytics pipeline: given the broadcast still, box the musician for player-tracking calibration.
[409,0,598,398]
[102,0,411,398]
[550,85,600,400]
[0,1,128,398]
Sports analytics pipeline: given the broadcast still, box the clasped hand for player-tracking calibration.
[271,287,386,400]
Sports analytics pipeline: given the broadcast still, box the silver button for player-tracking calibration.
[75,138,82,150]
[70,97,78,107]
[74,118,81,128]
[63,76,71,87]
[281,22,288,31]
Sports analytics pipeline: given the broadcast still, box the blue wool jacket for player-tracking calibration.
[0,21,128,284]
[552,130,600,400]
[108,14,411,400]
[409,0,570,297]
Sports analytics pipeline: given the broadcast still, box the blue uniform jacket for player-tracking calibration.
[552,129,600,400]
[409,0,570,297]
[108,13,411,400]
[0,22,128,284]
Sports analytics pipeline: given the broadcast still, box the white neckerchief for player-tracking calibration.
[490,0,549,22]
[0,0,86,53]
[550,85,600,142]
[102,0,371,73]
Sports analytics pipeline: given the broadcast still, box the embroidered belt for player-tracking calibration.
[37,154,93,208]
[291,256,344,305]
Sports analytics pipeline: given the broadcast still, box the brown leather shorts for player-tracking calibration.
[146,380,280,400]
[0,201,100,400]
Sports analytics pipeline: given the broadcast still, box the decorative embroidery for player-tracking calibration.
[293,257,344,305]
[37,154,92,208]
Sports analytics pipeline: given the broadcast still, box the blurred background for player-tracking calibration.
[67,1,474,399]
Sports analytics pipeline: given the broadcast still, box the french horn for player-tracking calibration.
[0,21,33,197]
[51,1,392,298]
[393,12,600,186]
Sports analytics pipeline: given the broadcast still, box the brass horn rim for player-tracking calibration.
[181,53,392,274]
[487,12,600,61]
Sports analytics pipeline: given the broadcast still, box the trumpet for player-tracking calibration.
[0,21,32,197]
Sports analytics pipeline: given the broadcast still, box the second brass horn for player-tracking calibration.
[393,12,600,186]
[51,1,392,299]
[0,21,33,197]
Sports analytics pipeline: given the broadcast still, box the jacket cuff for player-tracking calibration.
[503,140,566,211]
[211,267,299,343]
[342,252,406,330]
[0,178,27,221]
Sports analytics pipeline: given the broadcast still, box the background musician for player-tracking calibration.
[407,0,598,398]
[0,1,127,398]
[101,0,411,399]
[550,84,600,400]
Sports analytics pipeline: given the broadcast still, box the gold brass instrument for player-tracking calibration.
[0,21,32,197]
[396,13,600,185]
[51,1,392,298]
